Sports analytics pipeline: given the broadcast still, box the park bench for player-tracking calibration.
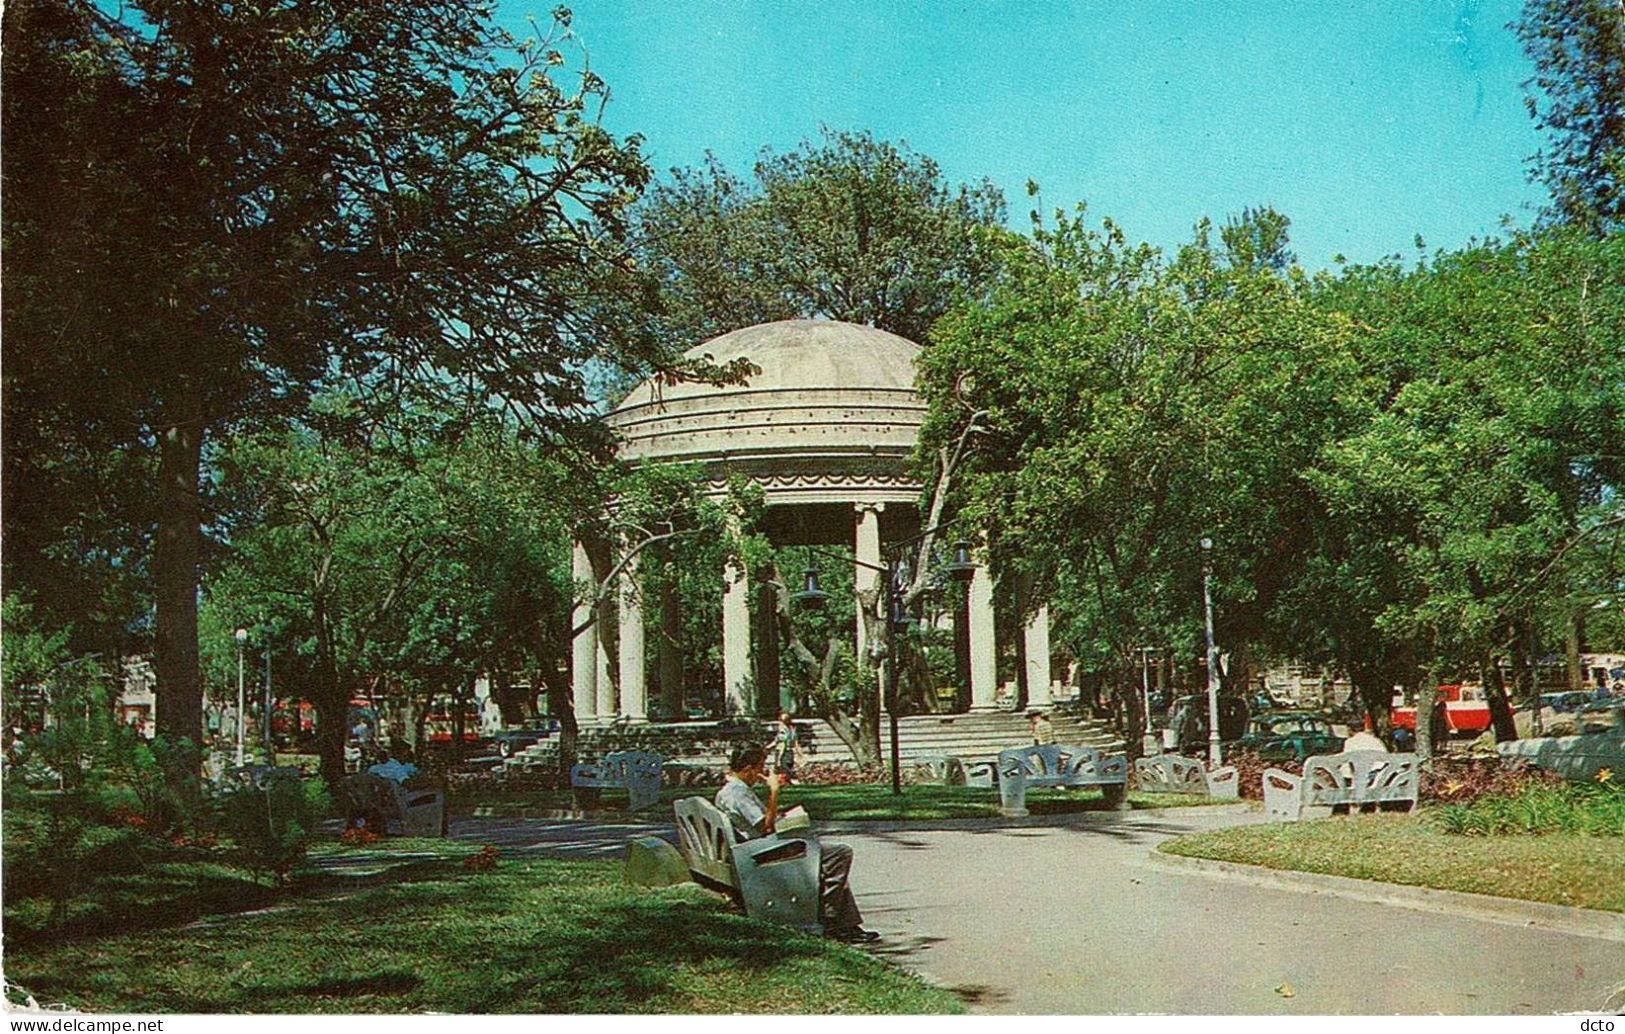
[570,750,664,812]
[672,796,823,933]
[911,755,968,786]
[963,759,999,788]
[997,744,1129,817]
[340,770,446,837]
[1262,750,1419,822]
[1133,753,1240,798]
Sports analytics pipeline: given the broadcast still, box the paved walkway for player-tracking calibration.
[446,809,1625,1015]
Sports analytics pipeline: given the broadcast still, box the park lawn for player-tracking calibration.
[5,839,962,1015]
[1161,812,1625,913]
[454,782,1233,820]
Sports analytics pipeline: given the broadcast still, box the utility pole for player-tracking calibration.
[1201,538,1222,766]
[234,627,248,766]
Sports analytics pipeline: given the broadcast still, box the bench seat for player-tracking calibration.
[997,744,1128,817]
[1263,750,1419,822]
[1134,754,1239,798]
[672,796,822,934]
[570,750,664,811]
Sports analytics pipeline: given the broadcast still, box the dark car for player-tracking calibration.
[1236,710,1344,761]
[1166,694,1250,755]
[483,719,561,758]
[1540,691,1593,714]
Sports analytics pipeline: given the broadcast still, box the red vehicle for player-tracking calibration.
[272,698,318,747]
[423,698,481,744]
[1391,684,1492,736]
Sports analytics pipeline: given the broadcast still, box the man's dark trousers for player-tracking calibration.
[820,841,862,931]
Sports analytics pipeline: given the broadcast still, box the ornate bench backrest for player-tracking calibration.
[999,744,1126,785]
[673,796,737,887]
[1136,754,1208,793]
[1302,751,1418,807]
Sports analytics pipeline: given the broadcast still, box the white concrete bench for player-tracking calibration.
[340,771,446,837]
[570,750,664,812]
[1134,754,1239,799]
[1262,750,1419,822]
[911,755,967,785]
[997,744,1129,817]
[672,796,822,933]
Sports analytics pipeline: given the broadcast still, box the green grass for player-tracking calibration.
[1161,812,1625,913]
[455,782,1234,820]
[5,839,962,1014]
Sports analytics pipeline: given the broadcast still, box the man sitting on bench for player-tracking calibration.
[715,744,879,944]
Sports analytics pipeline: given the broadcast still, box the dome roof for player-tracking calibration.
[607,319,927,505]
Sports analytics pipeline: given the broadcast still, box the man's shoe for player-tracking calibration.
[831,926,881,944]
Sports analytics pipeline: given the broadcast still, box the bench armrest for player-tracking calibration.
[1204,765,1240,799]
[1261,768,1303,821]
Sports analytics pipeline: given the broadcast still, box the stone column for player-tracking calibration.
[659,580,684,720]
[1024,603,1053,710]
[723,553,752,715]
[595,595,615,722]
[968,557,999,712]
[617,550,647,722]
[571,539,598,723]
[854,503,883,666]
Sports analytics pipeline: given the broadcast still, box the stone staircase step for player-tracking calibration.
[496,709,1124,774]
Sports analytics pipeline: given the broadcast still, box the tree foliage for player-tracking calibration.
[633,128,1006,349]
[2,0,665,751]
[1516,0,1625,232]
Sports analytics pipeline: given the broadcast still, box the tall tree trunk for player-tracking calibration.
[1481,652,1519,743]
[154,409,203,754]
[311,599,347,790]
[1565,610,1584,692]
[1415,666,1438,762]
[1514,621,1542,735]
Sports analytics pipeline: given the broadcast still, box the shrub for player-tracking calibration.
[217,773,330,881]
[1421,756,1564,805]
[1427,774,1625,836]
[3,792,148,927]
[797,763,883,786]
[462,845,500,871]
[339,826,380,848]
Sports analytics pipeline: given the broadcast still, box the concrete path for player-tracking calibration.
[447,810,1625,1015]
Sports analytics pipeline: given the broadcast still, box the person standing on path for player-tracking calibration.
[1029,710,1056,746]
[771,711,800,783]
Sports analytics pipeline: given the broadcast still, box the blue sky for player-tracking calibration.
[507,1,1547,270]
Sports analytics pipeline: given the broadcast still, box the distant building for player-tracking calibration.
[118,657,157,739]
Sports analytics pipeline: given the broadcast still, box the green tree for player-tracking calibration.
[2,1,659,756]
[634,128,1006,349]
[1516,0,1625,231]
[919,206,1350,745]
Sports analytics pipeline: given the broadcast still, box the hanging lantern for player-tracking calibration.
[793,567,830,611]
[944,541,977,582]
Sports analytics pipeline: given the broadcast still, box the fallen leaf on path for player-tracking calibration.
[1275,983,1295,998]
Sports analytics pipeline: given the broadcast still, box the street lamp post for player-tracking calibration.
[262,624,273,762]
[1138,646,1156,750]
[1200,538,1222,766]
[234,627,248,766]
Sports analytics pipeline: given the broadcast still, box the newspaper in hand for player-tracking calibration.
[776,804,811,832]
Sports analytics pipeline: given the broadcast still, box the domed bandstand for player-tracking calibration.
[571,319,1055,723]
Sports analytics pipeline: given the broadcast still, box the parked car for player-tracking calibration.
[1498,703,1624,782]
[1538,691,1594,714]
[482,719,562,758]
[1165,694,1250,755]
[1236,710,1344,761]
[1576,700,1624,736]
